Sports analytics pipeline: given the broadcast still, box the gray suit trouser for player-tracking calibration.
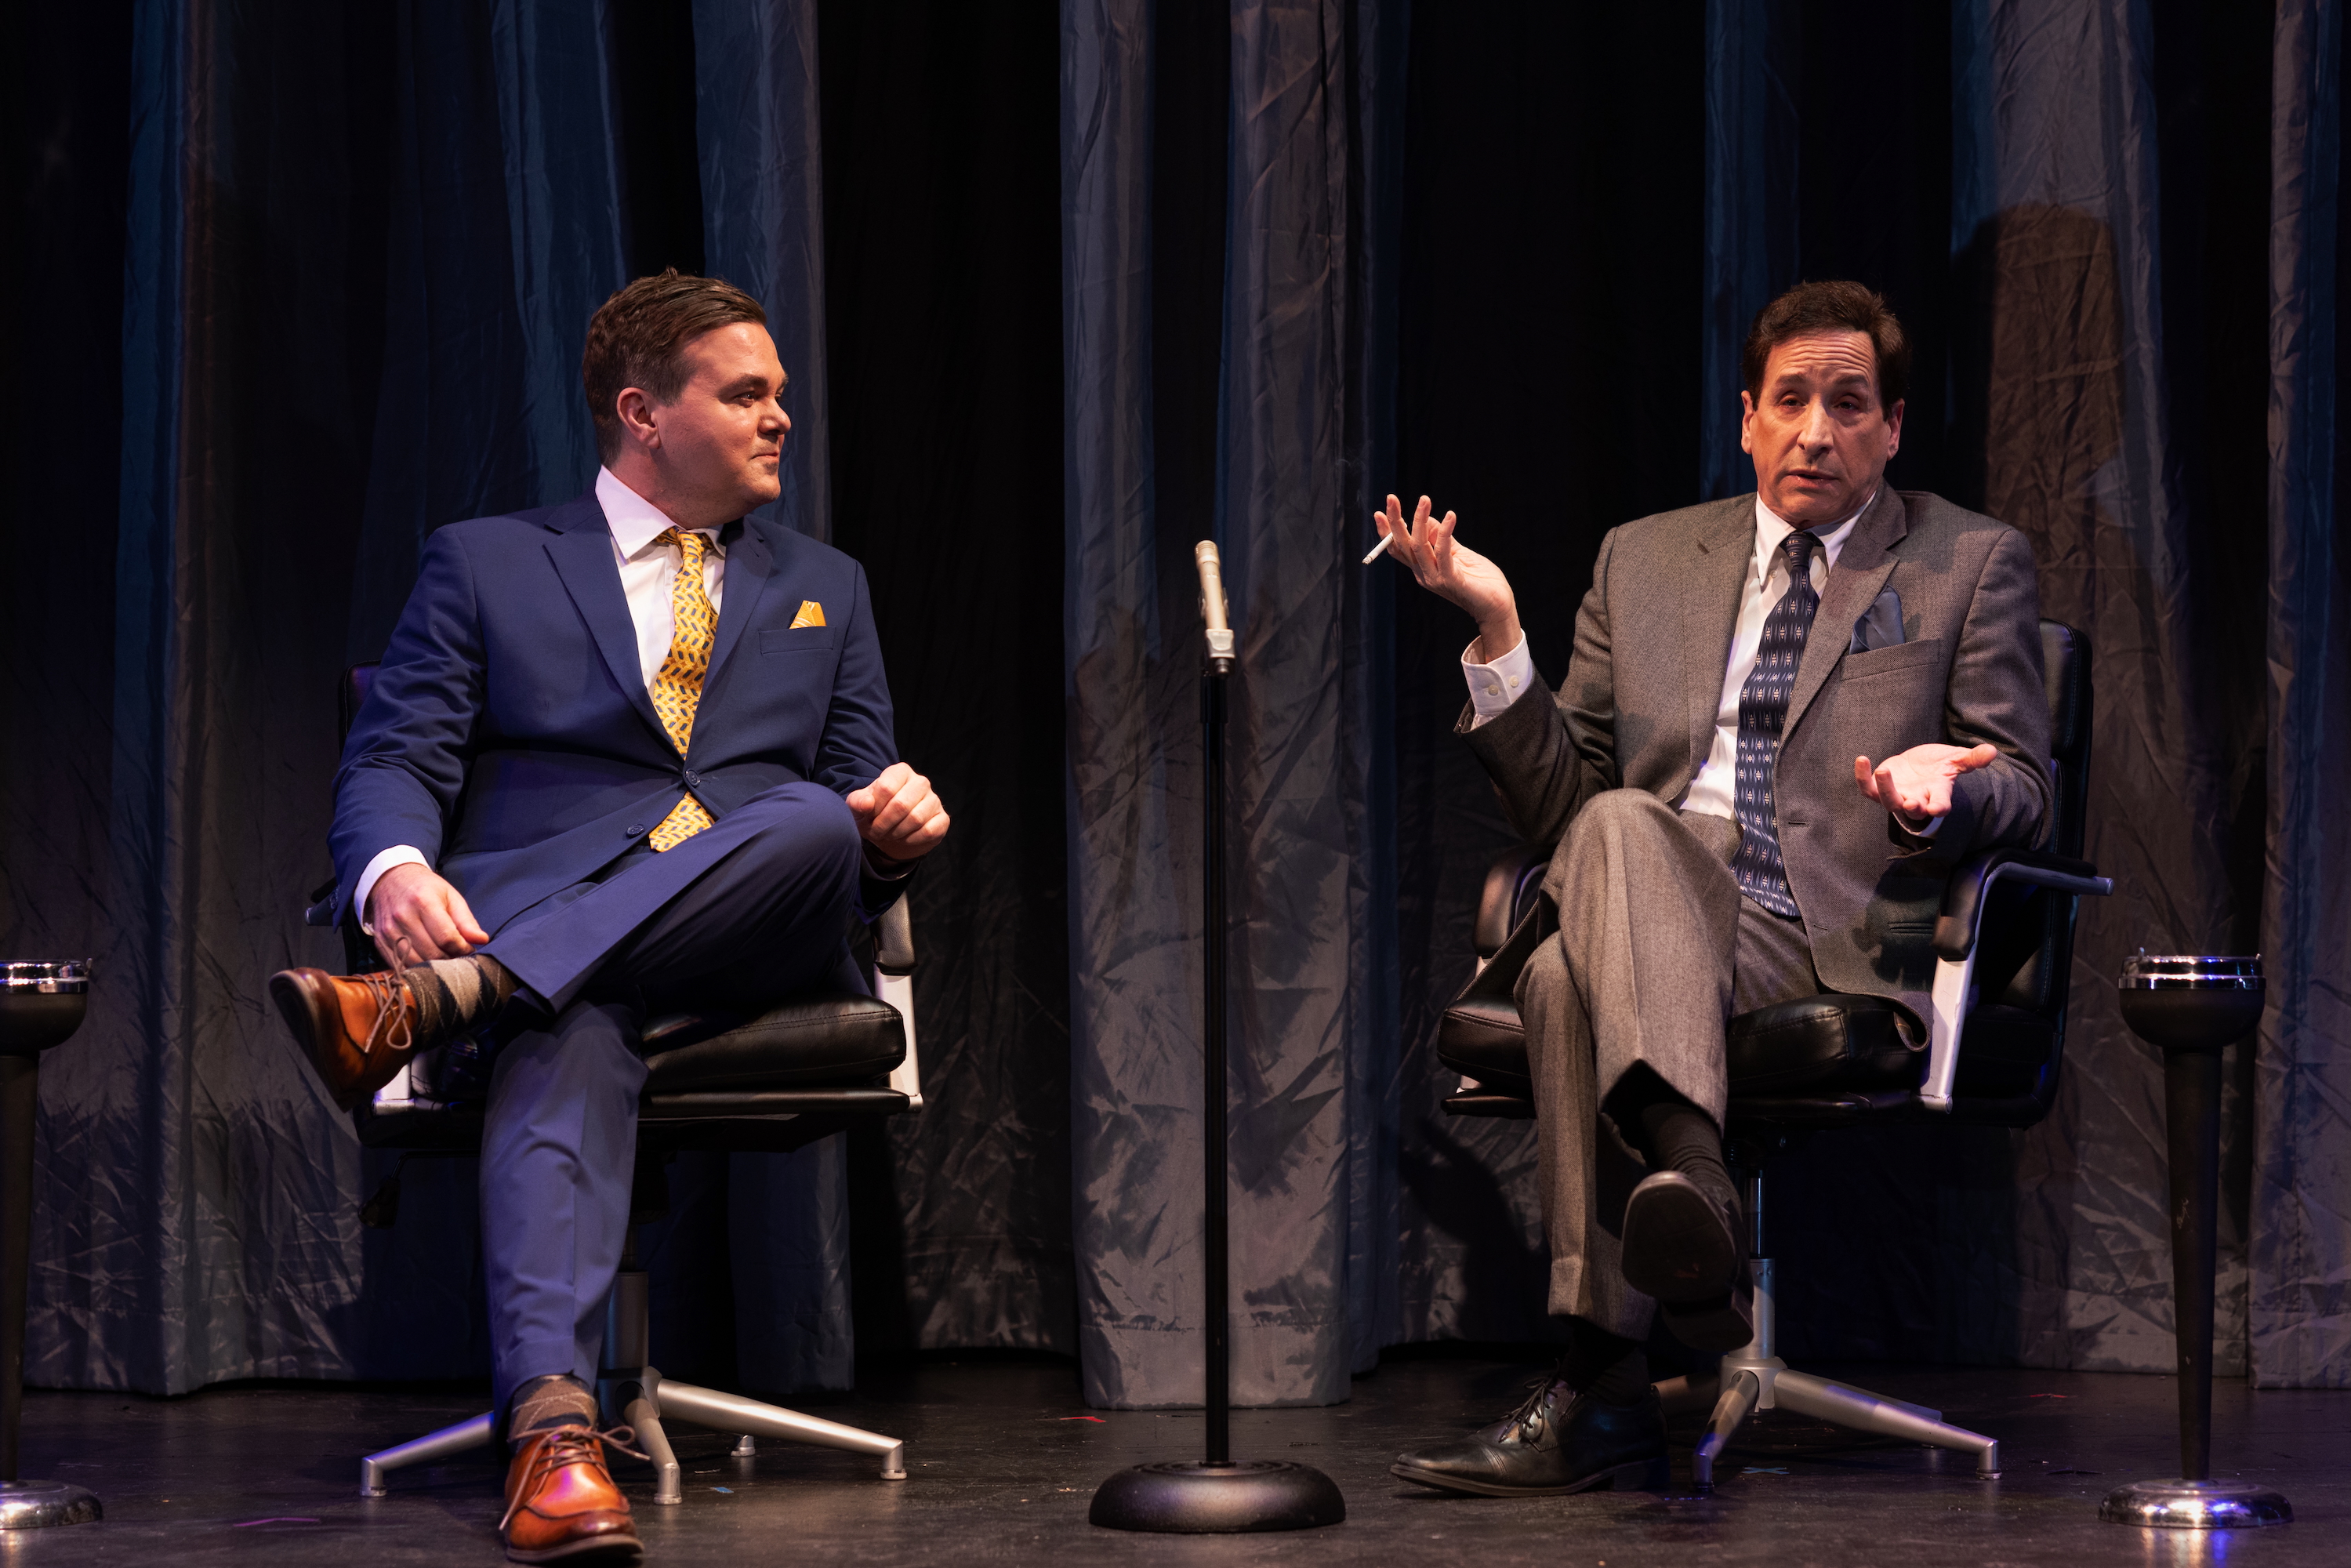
[1518,789,1823,1338]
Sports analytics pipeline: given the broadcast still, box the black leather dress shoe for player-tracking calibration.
[1618,1169,1757,1352]
[1390,1374,1669,1497]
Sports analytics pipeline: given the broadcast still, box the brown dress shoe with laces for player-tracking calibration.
[501,1425,644,1565]
[267,967,423,1112]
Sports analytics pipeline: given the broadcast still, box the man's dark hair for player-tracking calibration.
[582,269,768,460]
[1741,280,1910,411]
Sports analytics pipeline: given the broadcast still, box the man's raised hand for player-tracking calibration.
[1374,493,1523,661]
[368,862,491,967]
[1853,742,2000,827]
[847,762,950,866]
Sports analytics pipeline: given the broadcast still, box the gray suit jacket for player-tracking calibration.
[1461,487,2052,1017]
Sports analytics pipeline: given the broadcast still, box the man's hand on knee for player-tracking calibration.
[368,862,492,967]
[848,762,951,867]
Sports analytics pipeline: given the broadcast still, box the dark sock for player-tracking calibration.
[1638,1098,1736,1213]
[405,953,517,1040]
[507,1374,597,1451]
[1610,1065,1736,1214]
[1558,1316,1649,1406]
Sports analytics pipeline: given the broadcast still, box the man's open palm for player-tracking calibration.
[1376,493,1522,659]
[1854,742,2000,825]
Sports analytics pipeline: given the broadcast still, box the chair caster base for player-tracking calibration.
[2100,1478,2292,1529]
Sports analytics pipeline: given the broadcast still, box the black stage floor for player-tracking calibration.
[8,1356,2343,1565]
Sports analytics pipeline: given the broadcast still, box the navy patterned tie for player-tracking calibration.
[1730,529,1824,916]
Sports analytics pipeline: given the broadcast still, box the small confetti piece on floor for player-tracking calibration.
[1741,1467,1787,1475]
[1059,1415,1105,1422]
[234,1518,320,1527]
[710,1486,733,1494]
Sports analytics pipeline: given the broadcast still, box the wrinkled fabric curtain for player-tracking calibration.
[1940,0,2260,1377]
[1700,0,1800,499]
[11,0,855,1396]
[2255,0,2349,1388]
[1062,0,1403,1408]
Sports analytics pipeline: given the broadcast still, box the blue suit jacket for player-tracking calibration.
[330,492,899,938]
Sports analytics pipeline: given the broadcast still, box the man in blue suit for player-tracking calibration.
[270,271,947,1565]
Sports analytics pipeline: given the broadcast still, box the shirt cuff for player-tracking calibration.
[1461,633,1535,729]
[354,846,430,935]
[862,842,917,880]
[1899,810,1943,838]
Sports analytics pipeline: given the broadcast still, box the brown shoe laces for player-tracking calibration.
[353,967,416,1060]
[499,1425,650,1534]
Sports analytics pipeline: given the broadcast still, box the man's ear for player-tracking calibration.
[1883,397,1904,457]
[615,387,662,451]
[1738,390,1757,454]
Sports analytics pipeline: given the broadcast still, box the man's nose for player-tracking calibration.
[1798,398,1836,450]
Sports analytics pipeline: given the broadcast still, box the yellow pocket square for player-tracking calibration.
[789,600,826,629]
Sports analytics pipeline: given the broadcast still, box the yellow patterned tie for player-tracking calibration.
[648,528,717,850]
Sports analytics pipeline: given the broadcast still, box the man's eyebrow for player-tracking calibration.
[717,374,775,397]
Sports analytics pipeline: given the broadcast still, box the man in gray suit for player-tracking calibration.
[1380,281,2052,1497]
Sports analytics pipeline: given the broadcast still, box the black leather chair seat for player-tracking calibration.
[1440,985,2062,1123]
[640,989,906,1092]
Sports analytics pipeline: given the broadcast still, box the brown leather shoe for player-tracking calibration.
[267,967,423,1112]
[500,1426,644,1565]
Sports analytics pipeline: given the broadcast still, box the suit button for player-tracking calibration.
[626,824,645,837]
[683,771,701,789]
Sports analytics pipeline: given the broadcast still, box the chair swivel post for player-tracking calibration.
[1684,1167,1997,1494]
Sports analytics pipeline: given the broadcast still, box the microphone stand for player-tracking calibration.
[1088,543,1345,1534]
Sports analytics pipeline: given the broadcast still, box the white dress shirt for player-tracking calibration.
[1463,492,1921,829]
[354,469,727,930]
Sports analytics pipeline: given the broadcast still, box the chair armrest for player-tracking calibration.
[873,895,916,976]
[1475,845,1550,960]
[1920,845,2112,1112]
[1932,847,2112,960]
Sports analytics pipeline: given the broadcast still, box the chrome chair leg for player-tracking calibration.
[1691,1370,1761,1494]
[654,1377,907,1480]
[358,1411,495,1497]
[1772,1369,2000,1478]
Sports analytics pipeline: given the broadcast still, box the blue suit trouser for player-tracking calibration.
[476,781,864,1418]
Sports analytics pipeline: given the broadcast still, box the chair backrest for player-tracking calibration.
[341,662,379,748]
[2040,621,2091,859]
[1956,621,2092,1117]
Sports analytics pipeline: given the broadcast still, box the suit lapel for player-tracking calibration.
[545,500,667,742]
[1681,496,1756,779]
[700,517,776,706]
[1783,486,1907,739]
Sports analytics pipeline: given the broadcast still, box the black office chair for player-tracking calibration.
[1436,621,2110,1492]
[303,663,923,1503]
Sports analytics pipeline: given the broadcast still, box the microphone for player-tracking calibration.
[1195,540,1235,673]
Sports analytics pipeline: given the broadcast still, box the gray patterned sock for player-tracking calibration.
[404,954,517,1041]
[507,1374,598,1450]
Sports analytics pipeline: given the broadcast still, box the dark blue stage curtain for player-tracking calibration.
[1063,0,1404,1408]
[694,0,831,545]
[2255,0,2348,1388]
[1700,0,1801,499]
[684,0,855,1401]
[10,0,851,1398]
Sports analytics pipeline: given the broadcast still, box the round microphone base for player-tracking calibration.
[0,1479,103,1530]
[1090,1460,1344,1534]
[2099,1477,2292,1530]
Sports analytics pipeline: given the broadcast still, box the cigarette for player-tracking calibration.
[1361,532,1393,566]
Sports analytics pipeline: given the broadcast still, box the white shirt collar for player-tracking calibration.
[595,467,725,559]
[1752,488,1873,578]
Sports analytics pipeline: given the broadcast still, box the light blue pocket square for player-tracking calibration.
[1850,588,1905,652]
